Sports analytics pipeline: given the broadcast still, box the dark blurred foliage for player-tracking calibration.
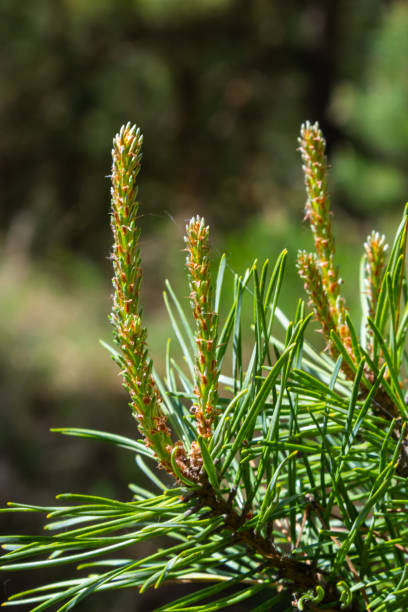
[1,0,408,609]
[2,0,407,260]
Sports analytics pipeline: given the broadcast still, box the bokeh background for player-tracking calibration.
[1,0,408,609]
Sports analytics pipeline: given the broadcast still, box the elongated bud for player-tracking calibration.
[298,122,347,323]
[298,122,334,263]
[185,215,219,439]
[110,123,175,471]
[298,122,353,370]
[363,231,388,353]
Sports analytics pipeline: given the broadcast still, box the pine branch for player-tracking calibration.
[2,121,408,612]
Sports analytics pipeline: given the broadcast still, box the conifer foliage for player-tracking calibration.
[1,122,408,611]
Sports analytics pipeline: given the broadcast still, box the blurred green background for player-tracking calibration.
[1,0,408,609]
